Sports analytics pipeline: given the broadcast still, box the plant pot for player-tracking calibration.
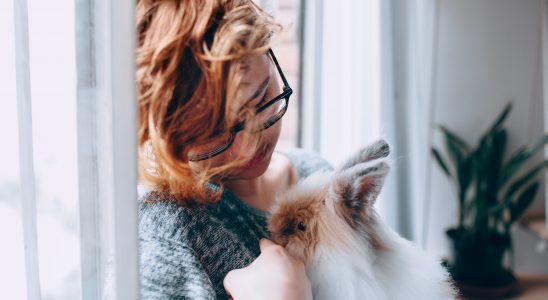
[445,228,520,298]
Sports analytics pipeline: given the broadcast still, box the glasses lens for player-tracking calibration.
[253,97,287,131]
[250,55,288,131]
[187,131,234,161]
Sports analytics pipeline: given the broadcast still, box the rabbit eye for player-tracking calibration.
[297,222,306,231]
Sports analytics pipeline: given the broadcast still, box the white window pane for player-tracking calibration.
[0,0,28,298]
[274,0,301,150]
[27,0,81,299]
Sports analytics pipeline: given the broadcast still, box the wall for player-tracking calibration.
[425,0,548,273]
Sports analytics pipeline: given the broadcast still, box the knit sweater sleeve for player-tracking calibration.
[139,233,216,300]
[102,235,216,300]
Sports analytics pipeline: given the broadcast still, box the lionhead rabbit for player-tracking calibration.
[268,140,456,300]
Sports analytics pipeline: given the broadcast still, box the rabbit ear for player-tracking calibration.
[334,160,390,228]
[336,140,390,172]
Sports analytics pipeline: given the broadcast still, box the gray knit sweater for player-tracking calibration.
[108,149,332,300]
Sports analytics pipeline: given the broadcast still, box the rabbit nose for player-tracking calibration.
[283,226,294,236]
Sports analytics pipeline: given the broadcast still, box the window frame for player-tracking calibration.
[13,0,42,298]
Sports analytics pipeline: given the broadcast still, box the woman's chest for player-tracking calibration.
[195,208,269,298]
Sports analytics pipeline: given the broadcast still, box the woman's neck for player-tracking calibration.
[225,174,273,212]
[223,152,296,212]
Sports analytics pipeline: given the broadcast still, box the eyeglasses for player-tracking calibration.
[187,49,293,162]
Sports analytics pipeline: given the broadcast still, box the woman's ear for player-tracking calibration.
[336,139,390,172]
[334,160,390,229]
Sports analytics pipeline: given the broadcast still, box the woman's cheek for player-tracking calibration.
[188,120,283,175]
[268,119,282,145]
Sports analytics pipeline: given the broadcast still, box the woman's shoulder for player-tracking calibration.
[276,147,334,183]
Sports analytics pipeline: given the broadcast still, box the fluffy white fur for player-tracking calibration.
[304,172,455,300]
[269,140,456,300]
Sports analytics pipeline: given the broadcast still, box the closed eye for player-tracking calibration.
[255,95,267,108]
[236,85,269,121]
[245,76,271,109]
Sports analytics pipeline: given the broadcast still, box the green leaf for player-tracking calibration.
[458,154,474,195]
[500,134,548,186]
[431,148,451,177]
[499,146,528,185]
[486,102,512,136]
[472,131,504,229]
[473,133,493,200]
[457,154,474,228]
[509,182,539,224]
[487,202,504,216]
[504,160,548,201]
[485,129,506,203]
[443,131,466,175]
[438,125,470,152]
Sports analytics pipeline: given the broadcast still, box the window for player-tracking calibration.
[1,0,81,298]
[2,0,139,298]
[272,0,301,150]
[0,3,26,298]
[299,0,383,166]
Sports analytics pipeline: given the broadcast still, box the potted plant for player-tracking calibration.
[431,103,548,298]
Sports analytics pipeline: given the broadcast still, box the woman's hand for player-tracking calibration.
[223,239,313,300]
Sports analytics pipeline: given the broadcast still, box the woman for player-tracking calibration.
[133,0,331,299]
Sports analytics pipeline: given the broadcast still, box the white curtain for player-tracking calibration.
[299,0,440,243]
[300,0,382,171]
[380,0,440,243]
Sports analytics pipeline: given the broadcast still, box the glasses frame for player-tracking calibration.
[188,49,293,161]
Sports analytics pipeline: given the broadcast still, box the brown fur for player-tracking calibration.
[268,140,391,263]
[268,185,328,262]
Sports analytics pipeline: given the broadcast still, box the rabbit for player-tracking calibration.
[268,140,457,300]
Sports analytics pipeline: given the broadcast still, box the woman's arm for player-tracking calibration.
[139,234,217,299]
[223,239,312,300]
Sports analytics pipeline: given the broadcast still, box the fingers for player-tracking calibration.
[259,238,277,252]
[223,268,240,298]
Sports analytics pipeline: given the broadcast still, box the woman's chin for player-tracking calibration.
[232,150,273,179]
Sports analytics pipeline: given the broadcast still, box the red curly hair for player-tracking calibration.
[136,0,280,205]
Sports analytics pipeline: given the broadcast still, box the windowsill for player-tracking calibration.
[513,272,548,300]
[458,273,548,300]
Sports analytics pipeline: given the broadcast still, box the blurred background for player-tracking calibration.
[1,0,547,299]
